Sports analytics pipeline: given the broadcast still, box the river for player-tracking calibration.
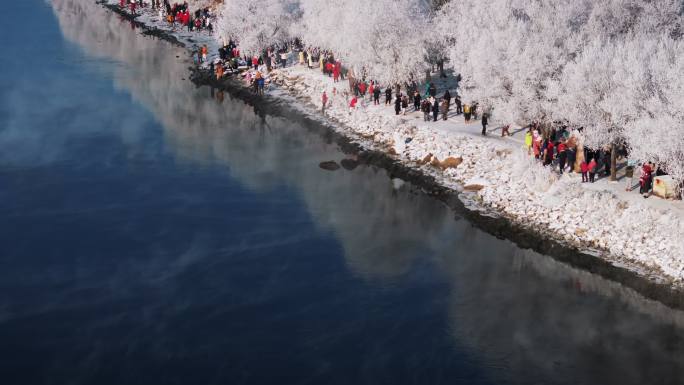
[1,1,684,384]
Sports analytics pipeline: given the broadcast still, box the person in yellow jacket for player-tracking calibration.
[319,56,325,72]
[463,104,471,123]
[299,51,305,65]
[524,129,533,155]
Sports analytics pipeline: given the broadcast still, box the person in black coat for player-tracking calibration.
[413,91,421,111]
[432,98,439,122]
[429,83,437,98]
[603,148,611,176]
[394,94,402,115]
[385,87,392,105]
[481,113,488,135]
[443,89,451,107]
[455,95,462,114]
[373,87,382,105]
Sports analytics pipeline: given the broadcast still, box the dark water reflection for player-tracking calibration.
[0,1,683,384]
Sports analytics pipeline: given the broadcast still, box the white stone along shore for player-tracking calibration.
[101,0,684,286]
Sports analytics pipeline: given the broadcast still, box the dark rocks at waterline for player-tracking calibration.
[319,161,341,171]
[340,159,359,170]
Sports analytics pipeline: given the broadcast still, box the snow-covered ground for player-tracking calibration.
[101,0,684,285]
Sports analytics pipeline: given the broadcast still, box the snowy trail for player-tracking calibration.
[101,0,684,286]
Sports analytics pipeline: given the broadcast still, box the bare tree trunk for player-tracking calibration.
[610,144,618,181]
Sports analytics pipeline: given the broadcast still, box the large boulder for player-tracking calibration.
[463,184,485,192]
[417,153,433,165]
[440,157,463,170]
[319,161,341,171]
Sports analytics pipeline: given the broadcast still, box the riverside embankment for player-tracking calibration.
[98,0,684,300]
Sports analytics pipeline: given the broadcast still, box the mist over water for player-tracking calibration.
[1,0,684,384]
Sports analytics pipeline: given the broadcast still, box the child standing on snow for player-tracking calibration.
[581,160,589,182]
[588,158,597,183]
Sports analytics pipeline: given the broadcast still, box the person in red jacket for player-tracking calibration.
[588,158,597,183]
[543,140,554,166]
[580,160,589,182]
[252,56,259,70]
[349,96,358,112]
[639,162,653,194]
[358,82,367,97]
[333,64,340,82]
[325,62,333,77]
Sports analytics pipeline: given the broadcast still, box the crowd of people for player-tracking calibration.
[119,0,213,33]
[521,122,670,197]
[163,1,213,32]
[236,44,673,199]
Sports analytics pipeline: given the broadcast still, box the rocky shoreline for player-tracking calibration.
[98,1,684,309]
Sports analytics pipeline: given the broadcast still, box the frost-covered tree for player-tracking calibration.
[298,0,430,85]
[622,37,684,181]
[433,0,684,180]
[214,0,684,181]
[215,0,301,55]
[434,0,681,121]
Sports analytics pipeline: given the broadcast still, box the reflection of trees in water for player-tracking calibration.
[443,238,684,385]
[53,0,456,281]
[53,2,684,383]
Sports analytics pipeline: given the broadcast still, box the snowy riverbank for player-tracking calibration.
[268,66,684,283]
[98,0,684,285]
